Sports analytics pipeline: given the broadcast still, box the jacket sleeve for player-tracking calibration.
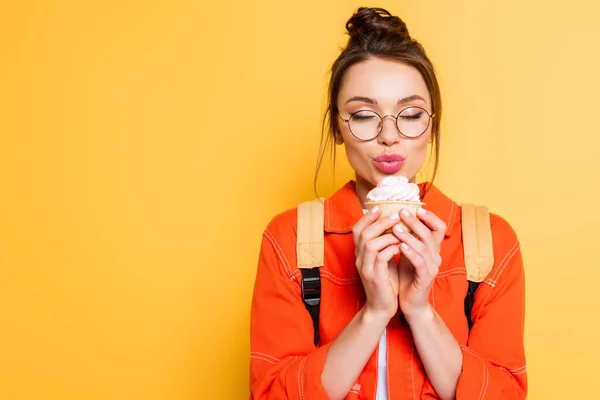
[455,216,528,399]
[249,222,331,400]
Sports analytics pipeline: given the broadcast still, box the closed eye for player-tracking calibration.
[353,115,377,121]
[400,112,423,120]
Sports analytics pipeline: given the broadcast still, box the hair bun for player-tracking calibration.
[346,7,410,39]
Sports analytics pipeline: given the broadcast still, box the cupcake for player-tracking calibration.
[364,176,425,233]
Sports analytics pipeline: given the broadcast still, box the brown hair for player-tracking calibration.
[314,7,442,198]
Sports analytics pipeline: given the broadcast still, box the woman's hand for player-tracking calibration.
[392,207,447,318]
[353,206,402,321]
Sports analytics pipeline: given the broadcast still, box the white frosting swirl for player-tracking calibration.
[366,176,421,202]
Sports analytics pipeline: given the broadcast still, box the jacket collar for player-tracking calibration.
[324,180,460,237]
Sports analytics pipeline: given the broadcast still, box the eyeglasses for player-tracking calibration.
[339,106,435,141]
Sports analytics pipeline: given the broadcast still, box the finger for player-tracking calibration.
[393,225,430,259]
[395,227,438,275]
[394,222,443,272]
[399,208,436,250]
[373,244,400,282]
[399,242,437,281]
[357,212,403,252]
[399,243,435,284]
[415,208,447,245]
[353,206,383,248]
[359,234,401,278]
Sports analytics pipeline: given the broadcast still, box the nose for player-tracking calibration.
[377,115,400,146]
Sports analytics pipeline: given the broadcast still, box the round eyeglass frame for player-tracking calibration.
[338,106,436,141]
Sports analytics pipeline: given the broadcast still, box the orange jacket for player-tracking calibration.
[250,181,527,399]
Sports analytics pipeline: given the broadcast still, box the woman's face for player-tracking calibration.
[335,58,433,201]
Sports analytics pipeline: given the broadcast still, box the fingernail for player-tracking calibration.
[401,242,409,250]
[390,213,400,220]
[371,205,380,214]
[394,224,404,233]
[417,208,426,215]
[401,209,410,217]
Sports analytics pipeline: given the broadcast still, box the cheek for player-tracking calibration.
[338,125,365,160]
[407,140,429,166]
[411,127,434,163]
[339,134,375,175]
[343,141,369,167]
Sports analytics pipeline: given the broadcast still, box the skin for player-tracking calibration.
[321,58,463,400]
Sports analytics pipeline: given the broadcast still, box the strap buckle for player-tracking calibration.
[300,267,321,346]
[301,268,321,307]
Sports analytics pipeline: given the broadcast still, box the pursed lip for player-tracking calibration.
[373,154,405,162]
[372,153,405,174]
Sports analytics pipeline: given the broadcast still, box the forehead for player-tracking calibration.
[338,58,430,104]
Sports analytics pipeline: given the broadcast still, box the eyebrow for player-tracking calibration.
[344,94,426,105]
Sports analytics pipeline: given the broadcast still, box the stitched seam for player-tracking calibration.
[478,356,486,400]
[488,243,521,285]
[489,241,519,282]
[264,229,293,277]
[297,242,324,268]
[436,268,466,278]
[477,241,521,318]
[325,227,353,233]
[482,279,497,288]
[486,240,519,282]
[320,270,361,285]
[447,201,455,234]
[462,346,487,400]
[482,362,490,399]
[264,229,294,280]
[250,352,280,363]
[250,355,277,365]
[320,277,359,286]
[320,270,359,283]
[512,369,527,375]
[298,356,307,400]
[489,241,520,282]
[435,270,466,279]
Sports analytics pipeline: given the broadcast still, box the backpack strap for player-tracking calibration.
[296,199,495,343]
[297,198,324,346]
[461,203,495,330]
[297,199,325,269]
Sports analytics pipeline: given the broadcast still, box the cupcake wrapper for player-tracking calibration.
[364,200,424,234]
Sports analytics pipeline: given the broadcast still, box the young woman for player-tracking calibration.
[249,7,526,400]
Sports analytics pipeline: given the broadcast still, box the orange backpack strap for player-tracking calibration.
[461,204,494,282]
[296,198,324,346]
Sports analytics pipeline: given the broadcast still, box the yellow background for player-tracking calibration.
[1,0,598,399]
